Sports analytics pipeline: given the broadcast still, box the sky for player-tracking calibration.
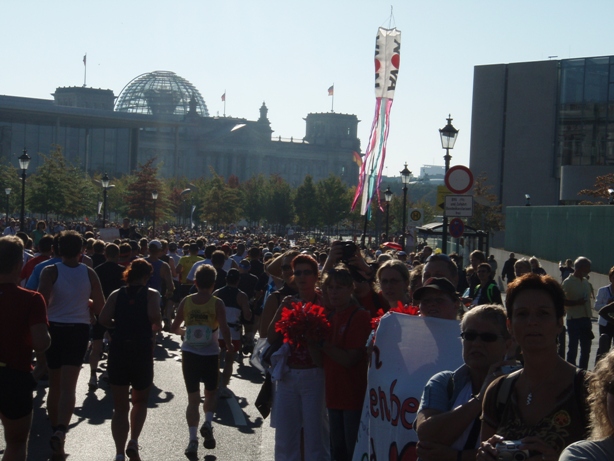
[2,1,614,179]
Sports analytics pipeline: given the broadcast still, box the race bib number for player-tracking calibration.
[185,325,213,348]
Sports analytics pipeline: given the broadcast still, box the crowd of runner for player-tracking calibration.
[1,217,614,461]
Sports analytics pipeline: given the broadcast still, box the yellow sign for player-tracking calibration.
[436,185,452,211]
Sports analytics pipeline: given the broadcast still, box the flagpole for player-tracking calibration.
[224,89,226,117]
[83,53,87,87]
[331,83,334,112]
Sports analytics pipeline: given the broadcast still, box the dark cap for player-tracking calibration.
[226,268,240,283]
[413,277,457,300]
[239,259,251,269]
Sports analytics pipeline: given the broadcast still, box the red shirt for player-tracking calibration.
[323,305,372,410]
[20,254,50,283]
[0,283,48,372]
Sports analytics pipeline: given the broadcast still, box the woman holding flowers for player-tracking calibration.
[267,254,331,461]
[311,265,372,461]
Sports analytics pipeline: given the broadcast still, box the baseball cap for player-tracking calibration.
[149,239,162,250]
[413,277,458,300]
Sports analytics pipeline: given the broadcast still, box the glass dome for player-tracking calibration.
[115,71,209,117]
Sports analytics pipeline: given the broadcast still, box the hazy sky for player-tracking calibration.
[2,1,613,179]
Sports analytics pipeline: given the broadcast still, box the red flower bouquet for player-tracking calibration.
[370,301,420,330]
[275,301,330,349]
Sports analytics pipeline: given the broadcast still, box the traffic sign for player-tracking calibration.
[444,195,474,217]
[409,208,423,226]
[444,165,474,194]
[436,185,452,211]
[449,218,465,238]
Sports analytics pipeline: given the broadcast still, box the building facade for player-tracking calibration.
[470,56,614,209]
[0,71,360,187]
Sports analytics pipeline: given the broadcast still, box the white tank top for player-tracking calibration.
[47,263,91,324]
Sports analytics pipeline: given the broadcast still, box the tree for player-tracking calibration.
[467,172,504,233]
[0,159,21,218]
[200,173,242,228]
[578,173,614,204]
[316,175,351,230]
[27,146,97,219]
[125,158,168,221]
[264,174,294,233]
[241,174,268,226]
[294,175,319,230]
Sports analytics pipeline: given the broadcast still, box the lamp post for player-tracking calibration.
[152,190,158,236]
[608,188,614,205]
[101,173,110,228]
[4,188,11,223]
[525,194,531,206]
[439,115,459,254]
[400,163,411,249]
[384,186,393,241]
[18,149,31,231]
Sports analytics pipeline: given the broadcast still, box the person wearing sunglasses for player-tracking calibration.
[267,254,330,461]
[560,349,614,460]
[477,274,590,461]
[416,304,515,461]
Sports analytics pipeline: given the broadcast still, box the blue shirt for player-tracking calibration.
[26,257,62,290]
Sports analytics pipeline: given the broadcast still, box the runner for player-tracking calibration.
[37,230,105,459]
[171,264,233,456]
[99,259,163,461]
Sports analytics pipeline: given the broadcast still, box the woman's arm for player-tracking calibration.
[216,298,234,352]
[98,290,119,328]
[87,266,106,315]
[147,289,163,331]
[259,292,280,338]
[171,298,187,336]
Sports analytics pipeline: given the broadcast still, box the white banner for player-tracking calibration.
[352,313,462,461]
[374,27,401,99]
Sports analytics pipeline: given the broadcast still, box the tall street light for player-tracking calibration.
[101,173,110,228]
[152,190,158,236]
[18,149,31,231]
[439,115,459,254]
[400,163,411,249]
[5,188,11,223]
[608,188,614,205]
[384,186,393,242]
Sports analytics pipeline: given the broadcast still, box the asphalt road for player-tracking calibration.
[0,320,605,460]
[1,333,275,461]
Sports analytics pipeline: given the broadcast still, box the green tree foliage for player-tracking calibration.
[241,174,267,226]
[0,159,21,217]
[200,173,242,227]
[467,172,504,232]
[28,146,97,218]
[125,158,168,221]
[316,175,351,229]
[578,173,614,204]
[294,175,319,229]
[264,174,294,231]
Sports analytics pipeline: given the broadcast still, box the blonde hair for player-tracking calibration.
[587,350,614,440]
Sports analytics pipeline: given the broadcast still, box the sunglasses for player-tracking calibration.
[293,269,314,277]
[460,331,502,342]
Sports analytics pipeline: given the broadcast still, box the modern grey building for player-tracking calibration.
[470,56,614,212]
[0,71,360,186]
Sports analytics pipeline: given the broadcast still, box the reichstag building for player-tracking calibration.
[0,71,360,186]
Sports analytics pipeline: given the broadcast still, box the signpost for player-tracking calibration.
[444,195,473,217]
[449,217,465,238]
[444,165,474,194]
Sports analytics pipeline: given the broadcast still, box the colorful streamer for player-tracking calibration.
[352,27,401,217]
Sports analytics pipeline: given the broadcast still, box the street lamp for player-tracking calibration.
[439,115,459,254]
[400,163,411,249]
[384,186,393,241]
[5,188,11,223]
[152,190,158,236]
[525,194,531,206]
[101,173,110,228]
[18,149,31,231]
[608,188,614,205]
